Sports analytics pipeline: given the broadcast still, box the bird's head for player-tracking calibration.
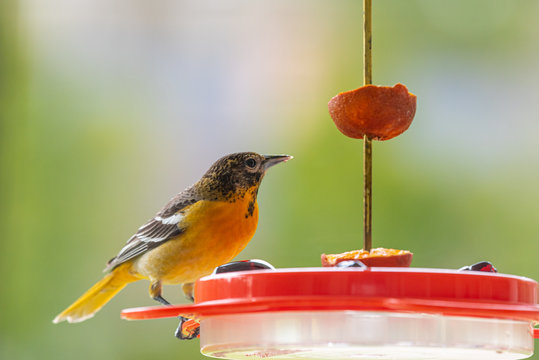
[198,152,292,200]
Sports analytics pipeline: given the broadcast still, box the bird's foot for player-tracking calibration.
[175,316,200,340]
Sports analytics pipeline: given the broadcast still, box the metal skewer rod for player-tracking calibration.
[363,0,373,252]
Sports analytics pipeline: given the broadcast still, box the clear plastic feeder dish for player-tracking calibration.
[122,268,539,360]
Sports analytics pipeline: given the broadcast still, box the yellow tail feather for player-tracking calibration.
[53,263,139,324]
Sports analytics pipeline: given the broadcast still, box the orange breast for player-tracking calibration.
[133,191,259,284]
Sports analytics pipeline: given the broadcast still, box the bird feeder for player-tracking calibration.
[123,267,539,359]
[121,0,539,358]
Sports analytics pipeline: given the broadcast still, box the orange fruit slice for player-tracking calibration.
[321,248,413,267]
[328,83,416,140]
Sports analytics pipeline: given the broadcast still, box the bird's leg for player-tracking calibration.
[149,280,198,340]
[174,282,199,340]
[149,280,171,305]
[182,282,195,303]
[154,295,171,306]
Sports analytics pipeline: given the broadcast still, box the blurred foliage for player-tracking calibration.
[1,0,538,359]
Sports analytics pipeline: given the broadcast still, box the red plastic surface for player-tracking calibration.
[121,268,539,327]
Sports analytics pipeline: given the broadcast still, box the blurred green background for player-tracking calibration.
[1,0,538,359]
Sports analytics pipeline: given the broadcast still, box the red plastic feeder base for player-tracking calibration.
[122,268,539,359]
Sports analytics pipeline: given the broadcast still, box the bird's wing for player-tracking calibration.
[106,190,198,271]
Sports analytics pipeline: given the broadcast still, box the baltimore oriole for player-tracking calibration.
[53,152,291,337]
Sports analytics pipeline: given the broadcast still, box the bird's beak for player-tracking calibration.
[262,154,293,170]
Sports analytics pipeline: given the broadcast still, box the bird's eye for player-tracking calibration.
[245,158,257,168]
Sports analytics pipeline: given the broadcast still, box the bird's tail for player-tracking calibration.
[53,263,139,324]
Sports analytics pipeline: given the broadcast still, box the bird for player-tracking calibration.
[53,152,292,337]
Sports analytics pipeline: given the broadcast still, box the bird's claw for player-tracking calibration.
[174,316,200,340]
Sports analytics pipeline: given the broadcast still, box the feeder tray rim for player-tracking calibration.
[121,267,539,326]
